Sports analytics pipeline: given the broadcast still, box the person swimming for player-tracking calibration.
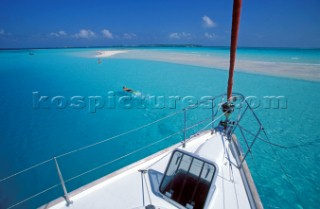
[123,86,134,93]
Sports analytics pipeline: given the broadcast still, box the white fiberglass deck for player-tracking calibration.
[43,131,252,209]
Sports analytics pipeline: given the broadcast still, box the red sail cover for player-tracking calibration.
[227,0,242,101]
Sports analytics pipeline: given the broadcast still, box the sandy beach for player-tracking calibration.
[112,50,320,82]
[95,50,128,58]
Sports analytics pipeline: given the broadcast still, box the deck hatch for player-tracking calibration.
[159,150,216,209]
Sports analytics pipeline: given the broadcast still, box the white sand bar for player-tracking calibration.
[95,50,128,58]
[113,50,320,81]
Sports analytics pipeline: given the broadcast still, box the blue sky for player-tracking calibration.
[0,0,319,48]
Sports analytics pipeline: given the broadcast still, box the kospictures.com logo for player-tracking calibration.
[32,91,287,113]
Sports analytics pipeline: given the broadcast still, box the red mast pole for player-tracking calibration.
[227,0,242,101]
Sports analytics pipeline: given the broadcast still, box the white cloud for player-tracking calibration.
[50,33,59,37]
[0,29,4,35]
[123,33,137,39]
[169,33,180,39]
[58,31,67,36]
[168,32,191,39]
[50,30,67,37]
[204,32,215,39]
[74,29,96,38]
[101,29,113,39]
[202,16,215,28]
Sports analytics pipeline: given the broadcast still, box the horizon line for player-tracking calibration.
[1,44,320,50]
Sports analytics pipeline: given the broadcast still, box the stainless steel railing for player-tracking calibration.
[0,93,267,209]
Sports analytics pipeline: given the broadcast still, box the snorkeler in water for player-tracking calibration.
[123,86,134,93]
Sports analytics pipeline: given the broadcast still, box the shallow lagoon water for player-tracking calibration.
[0,47,319,209]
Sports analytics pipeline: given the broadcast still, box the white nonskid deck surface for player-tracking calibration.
[46,131,251,209]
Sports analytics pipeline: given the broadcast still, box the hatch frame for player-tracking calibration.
[159,149,219,209]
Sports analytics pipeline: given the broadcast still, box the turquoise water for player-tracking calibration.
[0,47,319,209]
